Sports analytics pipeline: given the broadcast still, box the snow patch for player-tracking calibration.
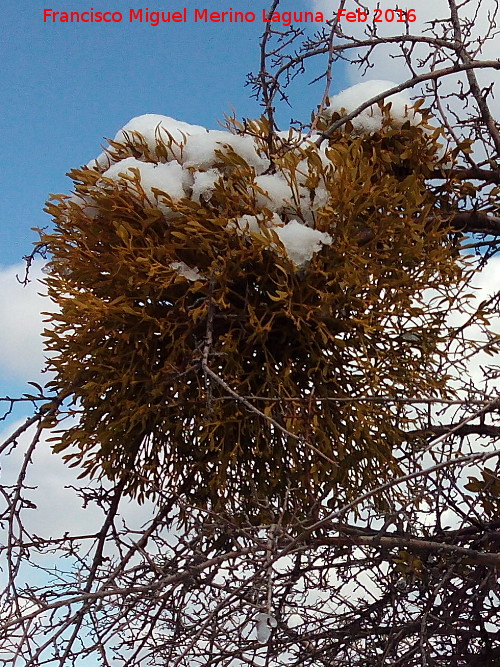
[118,114,207,159]
[102,158,186,214]
[325,80,418,131]
[275,219,333,266]
[191,168,221,203]
[255,173,293,211]
[169,261,203,282]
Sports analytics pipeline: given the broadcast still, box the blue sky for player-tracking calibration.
[1,0,344,267]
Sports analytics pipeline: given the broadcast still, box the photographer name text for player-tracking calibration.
[43,7,417,26]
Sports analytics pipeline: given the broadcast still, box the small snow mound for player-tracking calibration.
[191,168,220,203]
[255,174,292,211]
[117,114,207,148]
[87,151,112,171]
[325,80,418,132]
[170,261,203,282]
[102,158,186,214]
[183,130,267,173]
[275,219,332,267]
[233,214,263,235]
[228,213,280,235]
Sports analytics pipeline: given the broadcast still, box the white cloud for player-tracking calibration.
[448,255,500,390]
[0,419,101,540]
[0,418,155,545]
[0,418,156,666]
[0,261,55,383]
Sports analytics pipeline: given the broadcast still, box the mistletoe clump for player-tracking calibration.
[41,105,467,516]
